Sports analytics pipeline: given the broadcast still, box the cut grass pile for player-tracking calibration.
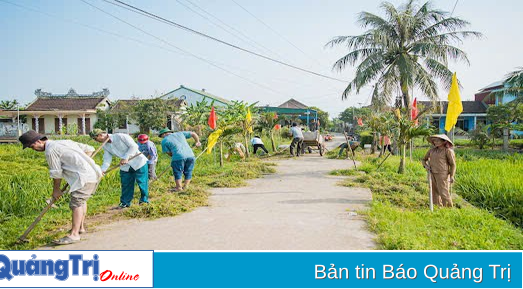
[0,138,275,249]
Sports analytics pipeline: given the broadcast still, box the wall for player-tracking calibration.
[163,88,228,107]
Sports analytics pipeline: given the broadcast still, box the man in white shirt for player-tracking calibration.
[19,130,102,245]
[250,136,269,154]
[90,129,149,209]
[289,122,304,157]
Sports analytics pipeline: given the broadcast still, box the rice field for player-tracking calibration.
[335,148,523,249]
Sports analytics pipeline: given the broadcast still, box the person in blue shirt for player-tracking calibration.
[137,134,158,180]
[159,128,201,192]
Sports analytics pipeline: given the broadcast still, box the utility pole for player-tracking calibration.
[17,100,21,137]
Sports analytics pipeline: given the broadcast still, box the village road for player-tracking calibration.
[51,135,375,250]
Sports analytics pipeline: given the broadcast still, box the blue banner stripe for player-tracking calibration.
[153,252,521,288]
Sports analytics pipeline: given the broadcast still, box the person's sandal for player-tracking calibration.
[53,236,80,245]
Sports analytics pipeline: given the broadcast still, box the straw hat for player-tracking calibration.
[428,134,454,147]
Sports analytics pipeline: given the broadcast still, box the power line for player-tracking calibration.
[105,0,347,83]
[451,0,459,16]
[230,0,325,68]
[1,0,337,101]
[177,0,285,60]
[0,0,191,57]
[79,0,293,98]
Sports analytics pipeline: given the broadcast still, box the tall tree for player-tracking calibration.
[326,0,481,108]
[130,98,178,134]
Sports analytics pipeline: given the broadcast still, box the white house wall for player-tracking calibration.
[163,88,228,107]
[29,114,98,134]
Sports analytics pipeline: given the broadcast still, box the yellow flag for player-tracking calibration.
[445,72,463,132]
[206,129,223,154]
[394,108,401,119]
[246,108,253,133]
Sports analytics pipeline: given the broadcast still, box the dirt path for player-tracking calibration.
[50,136,375,250]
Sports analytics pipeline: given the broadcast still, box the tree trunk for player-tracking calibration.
[400,80,410,110]
[371,132,377,154]
[219,141,223,167]
[244,134,250,158]
[503,128,509,151]
[270,130,276,152]
[398,142,406,174]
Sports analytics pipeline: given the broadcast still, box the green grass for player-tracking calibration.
[334,151,523,250]
[0,139,275,249]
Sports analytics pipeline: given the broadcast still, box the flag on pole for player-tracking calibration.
[445,72,463,132]
[208,106,217,130]
[394,108,402,119]
[357,118,363,126]
[246,108,253,133]
[411,98,418,126]
[206,129,223,154]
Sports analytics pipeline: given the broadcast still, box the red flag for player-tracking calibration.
[357,118,363,126]
[411,98,418,126]
[208,106,217,130]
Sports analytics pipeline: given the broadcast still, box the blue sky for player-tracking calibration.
[1,0,522,118]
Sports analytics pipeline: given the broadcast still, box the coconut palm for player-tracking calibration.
[326,0,481,108]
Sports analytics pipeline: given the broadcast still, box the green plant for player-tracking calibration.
[469,124,489,149]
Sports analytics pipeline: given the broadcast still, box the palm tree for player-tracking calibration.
[326,0,481,108]
[504,67,523,93]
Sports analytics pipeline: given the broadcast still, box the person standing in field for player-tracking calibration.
[89,129,149,209]
[159,128,201,192]
[19,130,102,245]
[289,122,304,157]
[421,134,456,208]
[137,134,158,180]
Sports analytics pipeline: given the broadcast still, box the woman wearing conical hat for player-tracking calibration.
[421,134,456,207]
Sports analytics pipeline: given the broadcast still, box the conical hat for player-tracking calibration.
[428,134,454,147]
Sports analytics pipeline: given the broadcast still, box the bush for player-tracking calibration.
[469,124,489,149]
[359,131,373,148]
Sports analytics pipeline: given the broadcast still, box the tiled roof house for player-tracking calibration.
[23,88,111,135]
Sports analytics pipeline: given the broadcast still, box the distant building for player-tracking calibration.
[160,85,231,107]
[23,88,111,135]
[419,100,488,133]
[259,98,319,130]
[422,77,520,134]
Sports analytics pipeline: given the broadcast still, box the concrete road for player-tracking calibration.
[54,135,374,250]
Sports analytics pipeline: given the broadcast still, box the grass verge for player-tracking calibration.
[332,152,523,250]
[0,141,275,250]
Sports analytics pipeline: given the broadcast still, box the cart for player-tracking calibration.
[302,131,325,156]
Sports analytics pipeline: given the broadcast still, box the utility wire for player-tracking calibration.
[80,0,292,98]
[1,0,333,99]
[106,0,347,83]
[450,0,459,16]
[230,0,325,69]
[0,0,192,57]
[175,0,284,60]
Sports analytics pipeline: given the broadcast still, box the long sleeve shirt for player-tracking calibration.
[44,140,102,192]
[101,133,148,172]
[423,147,456,176]
[138,140,158,164]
